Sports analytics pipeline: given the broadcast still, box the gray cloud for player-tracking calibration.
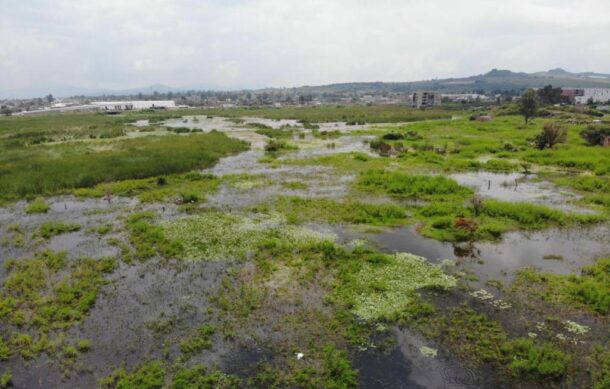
[1,0,609,97]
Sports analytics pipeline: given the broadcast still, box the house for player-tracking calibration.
[91,100,176,111]
[412,90,442,108]
[574,89,610,105]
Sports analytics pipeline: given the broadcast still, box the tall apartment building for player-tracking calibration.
[412,90,442,108]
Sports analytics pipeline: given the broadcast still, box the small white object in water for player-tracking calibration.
[564,320,590,335]
[296,353,304,360]
[420,346,437,358]
[470,289,494,301]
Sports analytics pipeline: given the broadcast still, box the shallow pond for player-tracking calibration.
[328,223,610,288]
[450,171,588,213]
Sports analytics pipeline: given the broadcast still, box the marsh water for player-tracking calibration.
[0,115,607,388]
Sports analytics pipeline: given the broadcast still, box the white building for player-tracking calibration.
[574,89,610,105]
[91,100,176,110]
[412,90,442,108]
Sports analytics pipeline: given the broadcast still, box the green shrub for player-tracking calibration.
[502,339,570,381]
[25,197,49,214]
[580,124,610,146]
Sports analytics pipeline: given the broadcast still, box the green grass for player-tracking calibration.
[99,361,242,389]
[25,197,49,213]
[179,324,215,355]
[35,221,81,239]
[0,130,247,200]
[73,171,220,203]
[0,250,117,331]
[198,104,451,123]
[513,258,610,315]
[124,212,183,261]
[268,196,409,226]
[357,170,473,200]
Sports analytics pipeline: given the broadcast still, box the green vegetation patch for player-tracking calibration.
[163,211,335,261]
[358,170,473,200]
[0,250,116,334]
[25,197,49,214]
[74,171,220,203]
[34,220,81,239]
[99,361,242,389]
[513,258,610,314]
[0,130,247,200]
[270,196,409,226]
[343,252,456,321]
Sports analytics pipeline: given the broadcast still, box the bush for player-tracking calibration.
[533,123,567,149]
[580,124,610,146]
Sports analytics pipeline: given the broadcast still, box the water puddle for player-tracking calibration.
[329,223,610,288]
[450,171,588,213]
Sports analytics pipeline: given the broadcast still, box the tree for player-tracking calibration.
[537,85,562,105]
[519,89,539,125]
[46,94,54,103]
[533,123,567,149]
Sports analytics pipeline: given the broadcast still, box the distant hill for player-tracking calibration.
[279,69,610,95]
[4,69,610,100]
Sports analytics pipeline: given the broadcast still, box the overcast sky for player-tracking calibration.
[1,0,609,97]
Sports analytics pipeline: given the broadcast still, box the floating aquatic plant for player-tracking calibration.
[564,320,590,335]
[163,211,335,261]
[351,253,456,321]
[420,346,437,358]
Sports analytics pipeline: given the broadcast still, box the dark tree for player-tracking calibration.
[537,85,563,105]
[519,89,539,125]
[46,94,54,103]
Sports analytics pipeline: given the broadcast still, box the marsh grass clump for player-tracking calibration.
[0,370,10,389]
[358,170,472,200]
[74,171,220,203]
[264,139,298,154]
[0,130,247,201]
[1,250,117,329]
[35,220,81,239]
[272,196,408,226]
[100,361,242,389]
[25,197,49,214]
[513,258,610,314]
[501,339,570,381]
[254,126,296,139]
[125,212,183,260]
[179,324,215,355]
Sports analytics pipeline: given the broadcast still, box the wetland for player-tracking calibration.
[0,105,608,388]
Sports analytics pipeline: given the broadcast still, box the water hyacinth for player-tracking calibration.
[420,346,438,358]
[163,211,335,261]
[352,253,456,321]
[470,289,495,301]
[564,320,590,335]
